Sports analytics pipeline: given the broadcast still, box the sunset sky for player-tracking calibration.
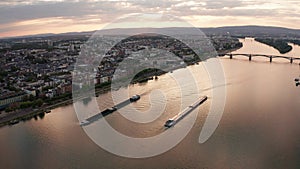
[0,0,299,38]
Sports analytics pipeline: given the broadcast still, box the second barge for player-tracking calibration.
[164,96,208,128]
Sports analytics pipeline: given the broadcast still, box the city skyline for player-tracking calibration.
[0,0,300,38]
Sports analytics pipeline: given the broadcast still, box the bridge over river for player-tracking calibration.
[219,53,300,63]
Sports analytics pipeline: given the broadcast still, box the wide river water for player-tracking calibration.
[1,38,300,169]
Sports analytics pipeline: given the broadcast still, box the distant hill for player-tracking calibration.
[201,26,300,38]
[2,25,300,40]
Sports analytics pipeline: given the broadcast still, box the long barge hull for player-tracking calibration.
[164,96,208,128]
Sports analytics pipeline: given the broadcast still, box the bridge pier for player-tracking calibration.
[270,56,272,62]
[249,54,252,61]
[229,54,232,59]
[290,58,293,64]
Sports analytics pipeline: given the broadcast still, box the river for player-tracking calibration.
[1,38,300,169]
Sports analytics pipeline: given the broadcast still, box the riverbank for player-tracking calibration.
[255,38,292,54]
[0,84,112,128]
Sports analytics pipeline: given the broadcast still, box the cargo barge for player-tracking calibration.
[164,96,208,128]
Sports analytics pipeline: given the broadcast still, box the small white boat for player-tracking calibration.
[130,95,140,102]
[80,120,89,126]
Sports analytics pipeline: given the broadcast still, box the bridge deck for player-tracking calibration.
[219,53,300,62]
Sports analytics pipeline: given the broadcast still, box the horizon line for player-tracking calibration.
[1,25,299,40]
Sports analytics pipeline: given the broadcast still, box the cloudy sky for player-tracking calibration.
[0,0,299,37]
